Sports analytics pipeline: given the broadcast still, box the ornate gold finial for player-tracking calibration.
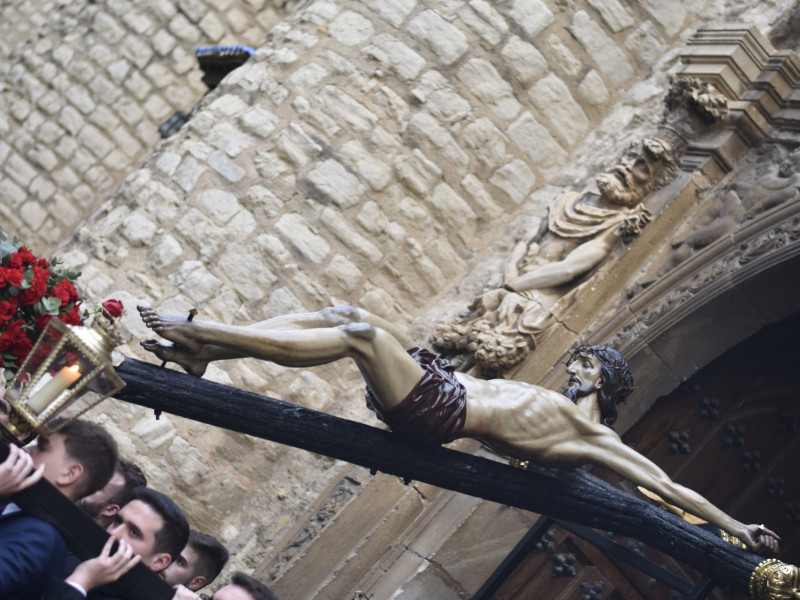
[749,559,800,599]
[509,458,530,470]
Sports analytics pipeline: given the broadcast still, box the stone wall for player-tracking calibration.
[4,0,798,595]
[0,0,296,254]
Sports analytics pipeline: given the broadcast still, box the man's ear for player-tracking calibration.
[57,462,83,487]
[101,504,121,518]
[595,375,603,390]
[150,553,172,573]
[187,575,208,592]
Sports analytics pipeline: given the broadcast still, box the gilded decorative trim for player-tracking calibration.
[749,559,800,599]
[720,529,747,549]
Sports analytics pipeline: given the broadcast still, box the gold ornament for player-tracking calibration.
[749,559,800,600]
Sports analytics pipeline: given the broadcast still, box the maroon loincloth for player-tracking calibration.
[365,347,467,445]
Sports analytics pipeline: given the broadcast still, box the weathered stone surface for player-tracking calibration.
[275,213,332,263]
[407,112,470,174]
[457,58,520,121]
[340,140,392,191]
[172,260,225,303]
[529,73,590,146]
[218,242,278,301]
[640,0,686,36]
[501,36,548,87]
[363,33,426,81]
[489,159,536,204]
[394,149,443,196]
[458,0,509,46]
[587,0,635,32]
[571,11,634,87]
[329,9,375,46]
[625,20,668,66]
[407,10,468,65]
[509,0,554,37]
[462,118,509,171]
[508,112,568,177]
[287,63,329,94]
[307,158,366,208]
[578,69,611,106]
[426,183,477,242]
[368,0,416,28]
[120,213,157,246]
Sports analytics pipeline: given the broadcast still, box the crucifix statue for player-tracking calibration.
[137,304,780,554]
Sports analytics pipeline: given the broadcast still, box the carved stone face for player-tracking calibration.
[596,138,671,207]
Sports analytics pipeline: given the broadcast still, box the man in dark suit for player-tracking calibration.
[44,487,190,600]
[0,417,118,600]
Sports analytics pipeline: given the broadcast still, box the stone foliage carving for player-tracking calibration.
[432,78,728,375]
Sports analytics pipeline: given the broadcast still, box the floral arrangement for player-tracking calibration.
[0,229,86,382]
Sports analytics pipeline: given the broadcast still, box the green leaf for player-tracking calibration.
[40,296,62,315]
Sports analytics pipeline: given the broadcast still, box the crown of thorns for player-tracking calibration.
[567,344,635,400]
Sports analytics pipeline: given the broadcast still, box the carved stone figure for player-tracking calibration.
[137,304,779,554]
[432,78,728,375]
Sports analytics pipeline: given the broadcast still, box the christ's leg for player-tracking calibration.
[139,305,376,376]
[138,306,424,409]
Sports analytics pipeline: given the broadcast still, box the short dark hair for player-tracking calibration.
[131,487,189,561]
[229,572,279,600]
[566,345,634,427]
[188,530,229,585]
[60,419,118,499]
[107,459,147,509]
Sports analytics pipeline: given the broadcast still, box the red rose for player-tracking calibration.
[37,258,51,269]
[0,319,30,354]
[18,287,41,306]
[59,305,82,325]
[101,299,124,319]
[0,299,17,322]
[17,246,37,265]
[0,267,24,288]
[60,279,79,302]
[5,253,23,270]
[31,267,50,295]
[52,281,72,307]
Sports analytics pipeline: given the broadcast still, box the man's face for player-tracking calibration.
[108,499,169,571]
[26,433,73,487]
[596,138,667,207]
[161,544,200,588]
[213,585,254,600]
[77,470,125,525]
[566,353,603,398]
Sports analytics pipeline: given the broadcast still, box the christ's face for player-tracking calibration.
[565,353,602,398]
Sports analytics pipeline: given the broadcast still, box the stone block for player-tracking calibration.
[426,183,477,242]
[508,112,568,177]
[120,213,158,246]
[394,149,442,196]
[639,0,685,36]
[124,71,152,101]
[111,126,144,159]
[168,12,201,42]
[625,20,668,67]
[340,140,392,191]
[143,94,172,121]
[288,63,329,94]
[144,62,174,89]
[368,0,416,28]
[67,85,97,115]
[88,104,121,132]
[543,33,582,78]
[318,86,378,131]
[218,242,277,301]
[276,123,323,167]
[201,188,241,223]
[0,178,27,207]
[325,253,362,293]
[245,184,283,217]
[458,0,508,46]
[411,71,470,125]
[509,0,554,37]
[131,413,177,450]
[501,36,548,87]
[208,150,246,183]
[37,120,66,145]
[319,206,383,263]
[255,233,293,267]
[578,68,610,106]
[529,73,590,146]
[121,33,154,70]
[116,97,145,126]
[460,173,504,220]
[151,29,177,56]
[174,155,205,192]
[10,98,32,122]
[6,153,38,187]
[28,147,58,172]
[356,200,392,235]
[457,58,520,121]
[408,112,470,174]
[19,200,48,230]
[172,260,225,303]
[199,12,225,41]
[123,9,155,35]
[77,123,114,159]
[275,213,331,264]
[329,9,374,46]
[407,10,468,66]
[207,122,254,158]
[36,90,62,115]
[462,117,509,171]
[94,11,126,44]
[364,33,426,81]
[571,11,634,87]
[490,159,536,204]
[149,234,184,271]
[587,0,635,32]
[307,158,366,208]
[29,175,56,202]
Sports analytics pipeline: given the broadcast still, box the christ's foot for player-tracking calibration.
[137,305,204,353]
[140,340,209,377]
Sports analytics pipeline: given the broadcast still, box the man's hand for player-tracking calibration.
[172,584,201,600]
[0,443,44,497]
[740,523,780,554]
[66,536,141,592]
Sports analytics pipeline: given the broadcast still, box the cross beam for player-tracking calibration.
[114,358,773,597]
